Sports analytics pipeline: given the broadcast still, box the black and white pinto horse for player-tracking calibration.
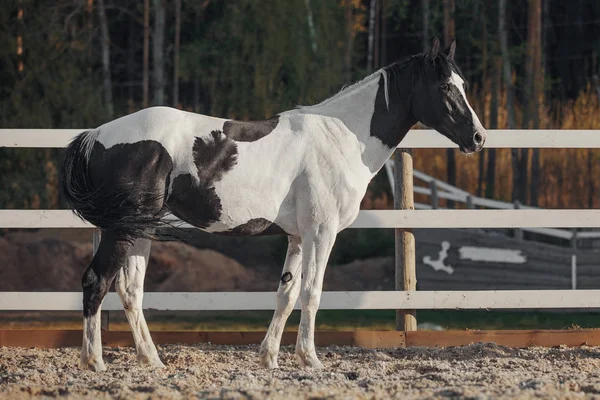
[62,38,485,371]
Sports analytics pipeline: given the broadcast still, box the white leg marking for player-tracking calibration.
[115,238,164,368]
[81,309,106,371]
[295,225,337,369]
[259,236,303,369]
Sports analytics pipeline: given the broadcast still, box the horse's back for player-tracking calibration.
[96,106,225,149]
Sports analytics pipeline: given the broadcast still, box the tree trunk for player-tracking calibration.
[422,0,430,52]
[588,150,595,209]
[477,146,485,198]
[97,0,113,119]
[87,0,93,68]
[127,10,135,113]
[374,0,380,69]
[193,78,200,113]
[443,0,456,206]
[344,2,354,82]
[529,0,543,207]
[152,0,165,106]
[520,147,529,204]
[594,75,600,104]
[304,0,317,53]
[143,0,150,108]
[523,0,535,130]
[486,57,501,199]
[17,0,23,73]
[499,0,519,202]
[443,0,455,45]
[381,0,387,66]
[478,0,488,125]
[173,0,181,108]
[367,0,377,70]
[476,0,487,198]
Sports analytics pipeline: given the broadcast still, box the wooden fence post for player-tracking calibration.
[429,180,438,209]
[394,149,417,332]
[513,201,523,240]
[466,195,474,209]
[571,229,578,290]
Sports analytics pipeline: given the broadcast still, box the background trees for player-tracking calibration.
[1,0,600,210]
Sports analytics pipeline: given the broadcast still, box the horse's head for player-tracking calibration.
[411,38,486,154]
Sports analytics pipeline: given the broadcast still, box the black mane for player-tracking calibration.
[383,52,466,86]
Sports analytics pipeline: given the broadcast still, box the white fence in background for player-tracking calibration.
[384,164,600,245]
[1,129,599,311]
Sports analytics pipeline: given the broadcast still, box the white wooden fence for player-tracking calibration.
[1,129,599,312]
[384,166,600,245]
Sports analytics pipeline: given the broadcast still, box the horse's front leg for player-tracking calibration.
[295,224,337,369]
[259,236,303,368]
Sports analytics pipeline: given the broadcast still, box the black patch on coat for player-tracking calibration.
[369,75,416,149]
[194,130,238,181]
[166,130,238,229]
[281,272,293,283]
[167,174,223,229]
[62,134,173,239]
[222,116,279,142]
[215,218,287,236]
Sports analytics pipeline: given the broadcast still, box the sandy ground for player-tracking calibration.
[2,343,600,399]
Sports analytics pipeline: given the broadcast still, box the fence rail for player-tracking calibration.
[2,129,600,316]
[2,209,600,229]
[2,128,600,148]
[1,290,598,311]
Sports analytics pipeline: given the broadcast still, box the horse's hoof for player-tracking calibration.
[295,352,324,369]
[137,354,165,369]
[259,348,279,369]
[81,358,107,372]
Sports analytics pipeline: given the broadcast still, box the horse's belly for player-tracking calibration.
[166,180,291,235]
[166,149,297,235]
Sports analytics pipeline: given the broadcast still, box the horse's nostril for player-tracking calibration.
[474,132,483,144]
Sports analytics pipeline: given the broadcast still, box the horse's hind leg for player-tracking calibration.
[81,230,135,371]
[115,238,163,367]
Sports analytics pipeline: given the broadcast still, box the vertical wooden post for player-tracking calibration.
[571,229,578,291]
[570,229,578,250]
[429,180,438,209]
[513,201,523,240]
[466,195,474,209]
[394,149,417,332]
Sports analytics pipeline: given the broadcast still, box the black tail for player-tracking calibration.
[61,131,171,238]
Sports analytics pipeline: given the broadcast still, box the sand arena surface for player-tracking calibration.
[2,343,600,399]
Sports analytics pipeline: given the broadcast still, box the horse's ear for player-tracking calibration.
[428,37,441,61]
[445,38,456,61]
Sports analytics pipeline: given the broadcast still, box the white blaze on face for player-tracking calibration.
[449,72,485,132]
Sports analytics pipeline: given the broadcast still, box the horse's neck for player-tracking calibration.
[298,70,414,173]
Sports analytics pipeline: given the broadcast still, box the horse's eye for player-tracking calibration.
[440,84,449,91]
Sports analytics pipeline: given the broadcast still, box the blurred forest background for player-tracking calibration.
[1,0,600,211]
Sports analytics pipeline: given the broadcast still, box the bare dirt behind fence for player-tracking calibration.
[2,343,600,399]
